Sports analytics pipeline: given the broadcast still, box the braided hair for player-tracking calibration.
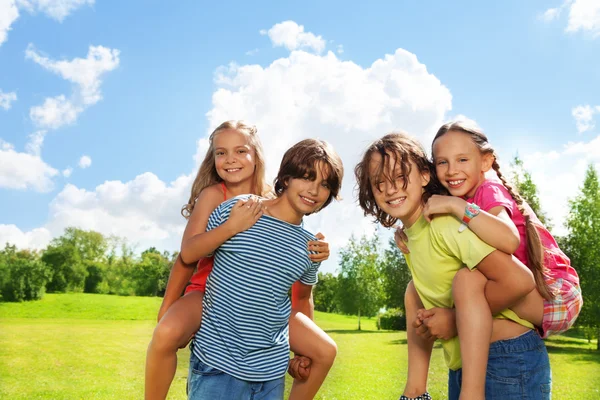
[433,121,554,300]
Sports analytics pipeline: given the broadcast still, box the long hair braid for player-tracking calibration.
[492,159,554,300]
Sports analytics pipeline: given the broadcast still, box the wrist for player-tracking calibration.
[223,219,240,235]
[458,202,481,232]
[452,198,468,218]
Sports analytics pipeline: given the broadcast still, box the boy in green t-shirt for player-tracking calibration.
[354,133,551,400]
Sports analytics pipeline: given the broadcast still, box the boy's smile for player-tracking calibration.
[369,151,429,228]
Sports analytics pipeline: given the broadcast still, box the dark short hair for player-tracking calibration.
[354,132,447,228]
[273,139,343,211]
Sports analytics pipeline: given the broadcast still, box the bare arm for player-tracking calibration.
[157,254,196,321]
[291,281,314,320]
[424,195,520,254]
[476,250,536,315]
[180,188,263,264]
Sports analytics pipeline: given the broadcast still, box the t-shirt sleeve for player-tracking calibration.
[206,198,238,231]
[299,261,320,285]
[473,181,516,217]
[431,217,496,270]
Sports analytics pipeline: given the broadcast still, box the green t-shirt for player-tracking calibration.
[404,214,533,371]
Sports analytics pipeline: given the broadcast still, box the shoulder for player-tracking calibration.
[473,179,515,211]
[218,194,253,214]
[197,183,226,209]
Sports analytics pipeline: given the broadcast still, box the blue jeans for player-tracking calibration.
[187,353,285,400]
[448,330,552,400]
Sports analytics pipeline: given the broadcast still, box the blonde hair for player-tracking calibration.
[433,121,554,300]
[181,120,269,218]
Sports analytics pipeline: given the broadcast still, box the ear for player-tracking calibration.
[420,169,431,188]
[481,153,494,172]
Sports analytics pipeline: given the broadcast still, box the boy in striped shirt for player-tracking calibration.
[187,139,344,400]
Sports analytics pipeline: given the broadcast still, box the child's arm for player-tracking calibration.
[424,195,520,254]
[157,254,196,322]
[180,189,263,264]
[291,281,314,320]
[475,250,535,314]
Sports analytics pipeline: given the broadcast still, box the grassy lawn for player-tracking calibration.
[1,293,599,399]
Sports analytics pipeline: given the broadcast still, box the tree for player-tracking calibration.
[336,235,385,330]
[129,247,171,296]
[510,155,550,227]
[313,272,339,313]
[42,227,108,292]
[0,245,52,302]
[381,238,412,313]
[566,164,600,350]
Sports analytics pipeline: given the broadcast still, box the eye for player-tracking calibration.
[215,151,224,156]
[321,181,330,189]
[436,160,447,166]
[459,158,468,163]
[395,174,405,181]
[237,149,247,154]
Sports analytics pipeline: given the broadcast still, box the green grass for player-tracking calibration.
[1,294,599,399]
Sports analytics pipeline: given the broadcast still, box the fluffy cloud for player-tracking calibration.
[26,44,120,129]
[0,224,52,250]
[0,136,58,192]
[62,167,73,177]
[78,155,91,168]
[262,21,326,54]
[16,0,94,22]
[0,90,17,110]
[572,105,600,133]
[542,0,600,37]
[0,0,19,47]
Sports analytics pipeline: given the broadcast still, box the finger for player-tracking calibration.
[412,318,423,328]
[420,309,435,319]
[315,232,325,240]
[309,254,327,262]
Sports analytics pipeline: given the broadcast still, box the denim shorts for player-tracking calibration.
[187,352,285,400]
[448,330,552,400]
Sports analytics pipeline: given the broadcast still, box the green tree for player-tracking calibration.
[381,238,412,313]
[129,247,171,296]
[337,235,385,330]
[0,245,52,302]
[510,155,550,227]
[42,227,108,292]
[313,272,339,313]
[566,164,600,349]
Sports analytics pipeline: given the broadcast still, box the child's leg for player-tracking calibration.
[145,290,204,400]
[403,281,434,398]
[452,268,491,400]
[510,289,544,327]
[287,310,337,400]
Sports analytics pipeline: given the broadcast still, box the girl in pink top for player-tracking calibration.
[400,121,581,399]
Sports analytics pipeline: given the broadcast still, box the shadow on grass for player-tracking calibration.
[546,337,596,347]
[545,344,600,362]
[386,339,443,349]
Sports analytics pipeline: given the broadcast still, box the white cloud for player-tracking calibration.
[0,89,17,110]
[263,21,326,54]
[26,44,120,129]
[0,224,52,250]
[78,155,91,168]
[566,0,600,36]
[572,104,600,133]
[24,130,47,156]
[245,48,259,56]
[62,167,72,177]
[0,0,19,47]
[16,0,94,22]
[0,137,58,192]
[542,0,600,37]
[336,45,344,55]
[540,7,562,22]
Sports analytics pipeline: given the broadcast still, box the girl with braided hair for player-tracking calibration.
[399,120,581,399]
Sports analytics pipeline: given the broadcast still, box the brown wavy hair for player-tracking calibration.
[432,121,554,300]
[355,132,448,228]
[181,120,269,218]
[273,138,343,213]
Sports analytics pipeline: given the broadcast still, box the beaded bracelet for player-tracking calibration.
[399,392,432,400]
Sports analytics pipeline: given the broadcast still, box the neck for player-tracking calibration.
[400,204,424,229]
[263,196,303,225]
[224,179,256,197]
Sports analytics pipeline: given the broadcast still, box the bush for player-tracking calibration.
[0,248,52,302]
[377,308,406,331]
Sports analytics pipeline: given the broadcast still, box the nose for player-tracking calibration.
[307,181,319,196]
[446,161,458,176]
[384,180,398,196]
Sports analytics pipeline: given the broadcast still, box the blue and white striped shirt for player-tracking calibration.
[192,195,320,381]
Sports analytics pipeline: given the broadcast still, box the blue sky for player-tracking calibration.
[1,0,599,273]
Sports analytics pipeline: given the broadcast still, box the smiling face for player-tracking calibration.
[212,128,256,185]
[368,151,430,227]
[282,161,332,219]
[432,129,493,198]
